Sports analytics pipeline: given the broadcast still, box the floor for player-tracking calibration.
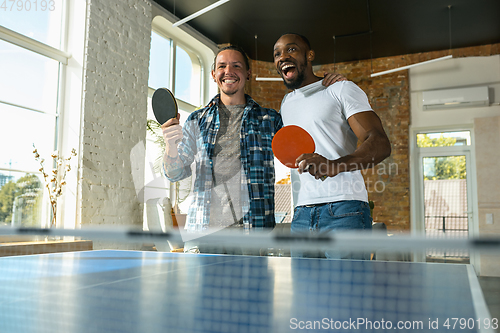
[478,276,500,322]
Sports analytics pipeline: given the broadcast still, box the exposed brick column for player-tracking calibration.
[81,0,152,228]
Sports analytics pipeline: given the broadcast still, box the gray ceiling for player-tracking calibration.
[153,0,500,65]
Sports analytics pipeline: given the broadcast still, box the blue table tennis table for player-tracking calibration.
[0,250,495,333]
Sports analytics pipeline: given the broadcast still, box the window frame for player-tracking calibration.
[409,125,481,273]
[0,0,86,229]
[0,1,69,228]
[150,5,219,106]
[149,27,204,111]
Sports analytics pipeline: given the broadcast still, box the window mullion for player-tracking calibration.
[170,40,176,94]
[54,62,65,152]
[59,0,70,54]
[0,25,70,64]
[0,100,56,116]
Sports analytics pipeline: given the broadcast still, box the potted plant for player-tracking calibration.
[33,146,77,227]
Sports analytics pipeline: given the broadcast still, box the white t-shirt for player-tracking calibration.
[280,80,371,206]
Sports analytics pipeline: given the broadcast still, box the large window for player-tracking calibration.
[174,45,202,107]
[0,0,64,48]
[148,31,172,91]
[0,0,68,227]
[144,14,216,228]
[148,30,203,108]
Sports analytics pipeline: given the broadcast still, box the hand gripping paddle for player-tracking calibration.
[151,88,178,124]
[272,125,327,180]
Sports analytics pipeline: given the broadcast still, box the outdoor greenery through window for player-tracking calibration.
[417,131,471,148]
[0,1,66,227]
[417,131,470,181]
[419,131,471,259]
[423,156,466,181]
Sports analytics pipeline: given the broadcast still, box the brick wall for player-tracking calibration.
[247,60,289,111]
[249,43,500,232]
[80,0,152,227]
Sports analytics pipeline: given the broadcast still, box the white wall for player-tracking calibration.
[410,55,500,128]
[80,0,152,227]
[474,115,500,276]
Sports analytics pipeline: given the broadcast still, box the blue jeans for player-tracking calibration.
[290,200,372,259]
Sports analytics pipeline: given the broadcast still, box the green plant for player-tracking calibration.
[0,174,42,225]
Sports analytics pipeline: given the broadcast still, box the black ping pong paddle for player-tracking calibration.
[151,88,178,124]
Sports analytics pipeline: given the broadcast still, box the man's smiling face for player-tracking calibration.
[273,34,310,90]
[211,49,250,98]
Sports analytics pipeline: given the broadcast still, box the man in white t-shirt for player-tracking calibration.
[273,33,391,258]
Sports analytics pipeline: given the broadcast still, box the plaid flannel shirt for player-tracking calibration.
[164,94,283,230]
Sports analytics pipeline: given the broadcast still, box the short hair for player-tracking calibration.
[279,33,311,50]
[212,45,250,71]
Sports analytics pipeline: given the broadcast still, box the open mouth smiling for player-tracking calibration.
[280,63,296,79]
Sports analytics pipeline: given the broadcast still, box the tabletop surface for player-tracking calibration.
[0,250,493,333]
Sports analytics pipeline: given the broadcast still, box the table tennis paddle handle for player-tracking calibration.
[303,165,327,181]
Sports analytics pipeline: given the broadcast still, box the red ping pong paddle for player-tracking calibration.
[272,125,327,181]
[152,88,178,125]
[272,125,315,168]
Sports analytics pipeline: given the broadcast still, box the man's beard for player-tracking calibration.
[281,55,307,90]
[221,87,238,96]
[283,69,306,90]
[220,83,241,96]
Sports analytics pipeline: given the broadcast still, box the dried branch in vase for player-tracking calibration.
[33,145,77,227]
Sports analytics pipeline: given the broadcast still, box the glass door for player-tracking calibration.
[415,130,474,263]
[422,154,470,262]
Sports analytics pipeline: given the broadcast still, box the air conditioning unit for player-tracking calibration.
[422,86,489,111]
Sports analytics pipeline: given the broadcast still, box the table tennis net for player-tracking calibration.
[0,224,499,259]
